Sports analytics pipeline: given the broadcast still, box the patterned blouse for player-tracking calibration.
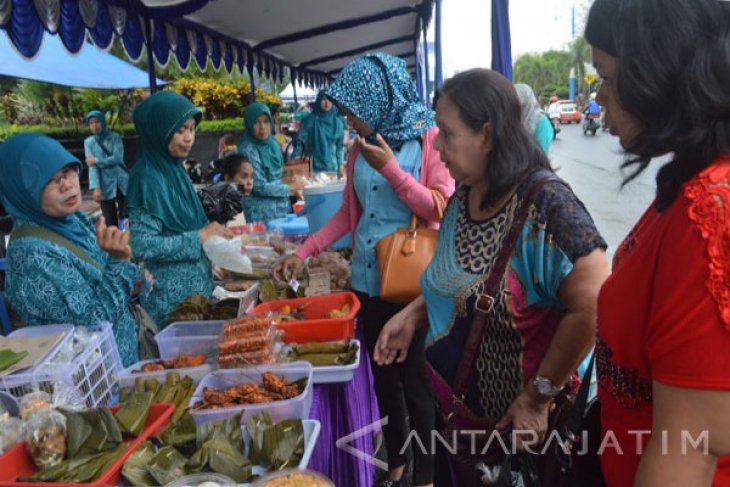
[422,170,606,419]
[128,208,213,326]
[85,132,129,200]
[239,139,290,224]
[5,214,141,366]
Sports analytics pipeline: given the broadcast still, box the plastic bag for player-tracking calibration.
[19,391,53,420]
[24,407,67,468]
[203,236,253,274]
[0,416,22,454]
[198,182,244,224]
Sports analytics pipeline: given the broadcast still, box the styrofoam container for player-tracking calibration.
[117,359,215,389]
[188,362,313,426]
[0,323,122,408]
[308,340,361,384]
[155,321,225,360]
[240,419,321,485]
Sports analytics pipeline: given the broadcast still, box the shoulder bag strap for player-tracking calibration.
[452,173,560,398]
[9,225,101,271]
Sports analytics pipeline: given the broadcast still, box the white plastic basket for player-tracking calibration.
[0,322,123,408]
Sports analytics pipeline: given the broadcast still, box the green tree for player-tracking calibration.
[513,50,571,104]
[570,36,593,101]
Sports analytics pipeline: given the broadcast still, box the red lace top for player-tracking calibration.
[597,156,730,486]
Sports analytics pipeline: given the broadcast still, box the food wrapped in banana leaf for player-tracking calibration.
[20,442,127,483]
[122,440,157,487]
[160,413,197,452]
[187,414,252,483]
[291,339,352,355]
[147,446,188,486]
[287,340,358,367]
[167,295,240,323]
[115,391,154,437]
[245,412,305,470]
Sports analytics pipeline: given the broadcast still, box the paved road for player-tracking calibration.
[548,122,663,259]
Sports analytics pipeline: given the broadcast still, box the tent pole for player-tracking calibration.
[293,72,299,106]
[143,17,158,94]
[248,65,256,101]
[421,19,430,105]
[435,0,443,88]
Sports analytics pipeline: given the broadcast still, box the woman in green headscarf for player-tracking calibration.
[84,110,129,228]
[0,133,144,366]
[293,92,346,173]
[238,102,291,223]
[126,91,232,326]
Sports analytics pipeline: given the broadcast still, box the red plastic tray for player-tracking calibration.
[0,403,175,487]
[252,292,360,343]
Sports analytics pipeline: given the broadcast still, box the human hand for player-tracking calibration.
[96,216,131,260]
[86,156,96,167]
[93,189,102,203]
[495,389,551,452]
[373,311,418,365]
[357,134,394,171]
[198,222,234,243]
[272,255,304,282]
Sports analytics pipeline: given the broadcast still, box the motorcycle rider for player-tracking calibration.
[547,95,561,138]
[583,92,602,133]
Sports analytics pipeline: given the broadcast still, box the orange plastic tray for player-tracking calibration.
[252,292,360,343]
[0,403,175,487]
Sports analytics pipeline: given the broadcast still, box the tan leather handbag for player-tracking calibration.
[375,190,446,305]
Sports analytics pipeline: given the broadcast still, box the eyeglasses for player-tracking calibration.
[47,165,80,187]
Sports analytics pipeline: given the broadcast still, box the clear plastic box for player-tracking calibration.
[188,362,313,426]
[0,322,122,408]
[154,321,225,360]
[117,359,215,389]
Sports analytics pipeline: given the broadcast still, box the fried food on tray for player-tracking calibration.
[134,354,207,373]
[192,372,303,410]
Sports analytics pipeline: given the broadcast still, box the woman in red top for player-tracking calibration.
[585,0,730,485]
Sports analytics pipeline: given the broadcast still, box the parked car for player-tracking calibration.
[558,100,582,124]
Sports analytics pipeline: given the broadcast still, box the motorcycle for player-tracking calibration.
[583,114,600,136]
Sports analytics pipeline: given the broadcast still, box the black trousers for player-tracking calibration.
[356,291,435,485]
[100,190,126,228]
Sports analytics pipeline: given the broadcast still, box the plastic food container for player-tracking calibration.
[117,359,216,389]
[188,362,313,426]
[266,215,309,243]
[250,468,334,487]
[251,292,360,343]
[0,403,175,487]
[165,473,236,487]
[0,323,122,408]
[240,419,321,486]
[155,321,225,360]
[306,339,361,384]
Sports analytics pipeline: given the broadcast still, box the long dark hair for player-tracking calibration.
[440,69,552,209]
[586,0,730,210]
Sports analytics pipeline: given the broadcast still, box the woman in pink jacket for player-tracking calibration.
[276,52,454,487]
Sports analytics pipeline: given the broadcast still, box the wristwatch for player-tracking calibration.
[531,375,562,398]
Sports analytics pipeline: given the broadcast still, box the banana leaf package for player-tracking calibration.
[288,340,358,366]
[0,348,28,371]
[121,441,157,487]
[20,442,127,483]
[187,414,252,483]
[116,391,154,437]
[167,295,240,323]
[147,446,188,486]
[161,413,197,455]
[61,407,123,458]
[246,412,305,470]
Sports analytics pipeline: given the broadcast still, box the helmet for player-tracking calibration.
[590,92,597,100]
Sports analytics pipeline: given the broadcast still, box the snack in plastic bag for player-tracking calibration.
[19,391,52,420]
[203,236,253,274]
[24,408,67,468]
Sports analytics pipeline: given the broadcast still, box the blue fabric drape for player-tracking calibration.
[491,0,513,80]
[121,13,144,61]
[152,20,170,66]
[8,0,43,57]
[434,0,443,88]
[89,2,113,49]
[223,42,233,73]
[59,0,85,53]
[210,38,221,71]
[175,26,190,71]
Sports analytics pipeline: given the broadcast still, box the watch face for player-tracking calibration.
[534,377,557,396]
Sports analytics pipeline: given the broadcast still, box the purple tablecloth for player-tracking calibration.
[307,328,380,486]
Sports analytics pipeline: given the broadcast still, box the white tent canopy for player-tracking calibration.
[279,83,318,103]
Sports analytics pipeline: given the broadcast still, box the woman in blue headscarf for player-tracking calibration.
[293,92,346,173]
[275,52,455,487]
[0,133,144,366]
[84,110,129,228]
[126,91,232,326]
[238,102,291,223]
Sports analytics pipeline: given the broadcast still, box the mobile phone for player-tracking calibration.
[365,132,379,145]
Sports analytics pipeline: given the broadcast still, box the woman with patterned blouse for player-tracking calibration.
[0,134,144,366]
[276,52,455,487]
[126,92,232,326]
[374,69,609,486]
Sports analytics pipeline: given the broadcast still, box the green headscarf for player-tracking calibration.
[125,91,208,233]
[0,133,90,250]
[85,110,109,144]
[301,92,342,167]
[243,102,283,174]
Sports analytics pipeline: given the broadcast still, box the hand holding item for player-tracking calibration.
[357,134,394,171]
[273,255,304,282]
[198,221,234,243]
[96,216,131,260]
[92,189,102,203]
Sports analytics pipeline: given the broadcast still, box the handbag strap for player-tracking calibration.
[563,351,595,442]
[452,173,559,398]
[9,225,102,271]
